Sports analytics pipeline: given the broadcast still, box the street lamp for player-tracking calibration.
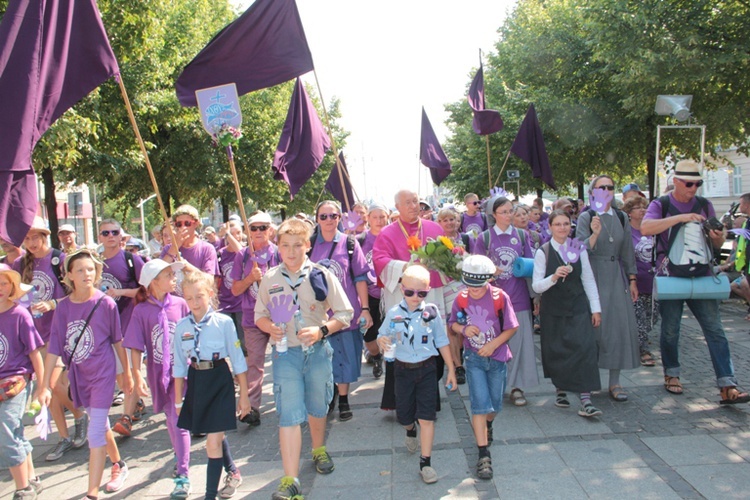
[655,95,693,122]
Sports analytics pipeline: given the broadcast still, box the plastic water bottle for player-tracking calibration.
[383,321,397,362]
[359,317,367,334]
[456,310,467,326]
[446,383,453,391]
[294,310,309,353]
[26,401,41,418]
[30,289,43,319]
[275,323,288,354]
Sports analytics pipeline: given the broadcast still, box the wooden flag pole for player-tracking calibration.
[485,135,492,190]
[493,149,512,187]
[224,145,254,254]
[116,77,178,250]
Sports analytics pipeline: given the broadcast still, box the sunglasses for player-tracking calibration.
[100,230,121,237]
[174,221,195,228]
[250,225,268,232]
[318,213,340,221]
[471,201,481,206]
[679,179,704,188]
[402,288,429,298]
[596,185,616,191]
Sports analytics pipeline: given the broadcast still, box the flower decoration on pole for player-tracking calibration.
[212,123,243,148]
[410,236,467,281]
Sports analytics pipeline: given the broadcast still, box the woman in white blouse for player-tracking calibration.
[532,210,603,418]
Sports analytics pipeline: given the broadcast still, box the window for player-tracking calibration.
[733,166,742,195]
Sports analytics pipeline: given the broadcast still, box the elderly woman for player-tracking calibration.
[623,196,659,367]
[576,175,640,401]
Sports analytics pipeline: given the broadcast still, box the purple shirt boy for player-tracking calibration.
[161,241,220,295]
[12,251,67,343]
[101,249,144,332]
[461,212,487,236]
[231,244,279,329]
[0,305,44,379]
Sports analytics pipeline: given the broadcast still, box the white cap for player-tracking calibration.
[58,224,76,233]
[248,212,273,225]
[138,259,184,288]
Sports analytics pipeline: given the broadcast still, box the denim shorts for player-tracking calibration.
[0,384,32,468]
[464,350,507,415]
[272,341,334,427]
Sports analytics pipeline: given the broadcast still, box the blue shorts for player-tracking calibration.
[464,350,507,415]
[272,341,334,427]
[0,384,32,468]
[394,358,437,425]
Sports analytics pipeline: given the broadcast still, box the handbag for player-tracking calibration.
[0,374,29,402]
[65,295,106,368]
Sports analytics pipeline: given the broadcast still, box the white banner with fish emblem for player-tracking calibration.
[196,83,242,135]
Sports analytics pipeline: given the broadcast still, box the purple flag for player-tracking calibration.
[0,0,119,246]
[325,152,355,211]
[273,79,330,198]
[510,104,556,190]
[175,0,314,107]
[420,108,451,186]
[467,64,503,135]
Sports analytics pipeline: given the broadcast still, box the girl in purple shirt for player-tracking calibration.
[40,249,133,499]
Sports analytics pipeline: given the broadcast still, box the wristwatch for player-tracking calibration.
[320,324,330,339]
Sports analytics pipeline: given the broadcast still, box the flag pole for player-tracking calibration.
[493,149,512,187]
[116,77,179,248]
[224,145,255,253]
[485,135,492,189]
[311,70,355,212]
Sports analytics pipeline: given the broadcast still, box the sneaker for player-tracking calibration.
[105,462,129,492]
[578,402,602,418]
[72,413,89,449]
[455,366,466,385]
[312,446,335,474]
[11,487,36,500]
[219,470,242,498]
[420,466,438,484]
[113,415,132,437]
[239,407,261,427]
[46,438,73,461]
[405,434,418,454]
[271,476,302,500]
[111,391,124,407]
[372,354,383,379]
[29,476,43,495]
[170,475,191,499]
[132,398,146,421]
[338,402,353,421]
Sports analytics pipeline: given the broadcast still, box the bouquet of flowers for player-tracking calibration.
[212,123,243,148]
[410,236,467,281]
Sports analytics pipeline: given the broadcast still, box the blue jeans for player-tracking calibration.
[464,350,507,415]
[0,384,32,468]
[659,298,738,387]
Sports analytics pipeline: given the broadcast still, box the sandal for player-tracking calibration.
[720,386,750,405]
[640,351,656,367]
[555,392,570,408]
[578,401,602,418]
[510,388,527,407]
[664,376,683,395]
[476,456,493,480]
[609,385,628,402]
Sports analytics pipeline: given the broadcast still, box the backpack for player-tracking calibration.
[123,250,137,284]
[657,195,713,277]
[308,231,357,282]
[455,287,504,331]
[50,248,65,286]
[479,227,527,258]
[585,208,626,229]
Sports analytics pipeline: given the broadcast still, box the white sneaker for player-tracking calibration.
[105,462,129,492]
[420,466,438,484]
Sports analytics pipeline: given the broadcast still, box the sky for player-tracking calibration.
[237,0,518,206]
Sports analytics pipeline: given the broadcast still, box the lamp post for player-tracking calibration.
[138,194,157,243]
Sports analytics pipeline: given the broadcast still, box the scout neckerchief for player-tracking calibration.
[280,261,312,305]
[188,308,215,360]
[150,293,173,392]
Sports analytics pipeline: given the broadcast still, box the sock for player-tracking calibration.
[486,419,494,430]
[205,457,223,499]
[609,369,621,387]
[116,460,126,469]
[406,425,417,438]
[339,394,349,406]
[311,445,327,457]
[222,437,237,474]
[580,392,591,404]
[478,446,491,459]
[419,455,431,470]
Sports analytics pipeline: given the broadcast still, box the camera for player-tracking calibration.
[702,217,724,233]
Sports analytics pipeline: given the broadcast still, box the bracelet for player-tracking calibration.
[174,402,183,408]
[51,299,57,309]
[361,307,370,311]
[629,278,637,282]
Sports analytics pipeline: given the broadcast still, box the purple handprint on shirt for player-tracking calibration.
[467,305,493,348]
[341,211,363,232]
[267,294,299,324]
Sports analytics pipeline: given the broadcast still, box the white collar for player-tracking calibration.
[493,225,514,236]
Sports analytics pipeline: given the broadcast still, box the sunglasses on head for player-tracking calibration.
[100,230,120,237]
[679,179,704,188]
[596,185,616,191]
[174,221,195,228]
[250,225,268,232]
[402,288,429,298]
[318,213,340,221]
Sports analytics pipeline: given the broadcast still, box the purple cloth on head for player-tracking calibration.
[231,244,278,328]
[0,304,44,379]
[0,0,119,246]
[510,104,556,190]
[467,64,503,135]
[175,0,313,107]
[273,78,331,198]
[218,247,243,313]
[48,291,120,409]
[102,250,144,332]
[420,108,451,185]
[12,251,67,343]
[325,151,355,212]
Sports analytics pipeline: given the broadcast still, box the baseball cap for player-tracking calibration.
[622,183,646,198]
[138,259,184,288]
[58,224,76,233]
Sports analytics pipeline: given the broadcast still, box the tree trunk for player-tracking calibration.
[536,188,543,198]
[41,167,60,249]
[221,198,229,223]
[577,182,585,201]
[280,208,287,220]
[646,153,656,200]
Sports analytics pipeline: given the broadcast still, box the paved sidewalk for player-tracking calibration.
[4,300,750,499]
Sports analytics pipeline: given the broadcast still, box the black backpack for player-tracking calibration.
[308,229,357,282]
[656,195,713,277]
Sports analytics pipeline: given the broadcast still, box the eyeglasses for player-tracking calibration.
[402,288,429,298]
[471,201,481,206]
[551,222,571,227]
[495,210,512,216]
[174,221,195,228]
[318,213,340,221]
[250,225,268,232]
[100,230,121,237]
[596,185,616,191]
[678,179,704,188]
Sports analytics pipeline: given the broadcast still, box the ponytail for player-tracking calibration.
[21,251,34,284]
[134,285,149,305]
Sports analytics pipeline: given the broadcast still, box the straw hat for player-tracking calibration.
[673,160,702,181]
[0,264,33,301]
[28,216,51,236]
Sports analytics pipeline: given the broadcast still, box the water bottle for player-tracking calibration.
[30,288,43,319]
[456,310,467,326]
[294,310,309,353]
[359,317,367,334]
[275,323,288,354]
[383,321,397,362]
[26,401,41,418]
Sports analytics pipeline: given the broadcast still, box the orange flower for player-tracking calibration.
[406,235,422,250]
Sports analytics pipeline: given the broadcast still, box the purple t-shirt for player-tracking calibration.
[123,296,189,412]
[643,193,716,276]
[161,241,220,296]
[209,238,224,252]
[630,227,655,295]
[0,305,44,379]
[101,250,144,332]
[231,244,278,328]
[359,231,380,299]
[471,227,533,311]
[48,291,121,408]
[12,251,67,343]
[218,247,243,313]
[461,212,487,236]
[448,286,518,362]
[310,231,370,330]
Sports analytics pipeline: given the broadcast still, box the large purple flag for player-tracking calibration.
[176,0,314,107]
[325,152,354,211]
[420,108,451,186]
[510,104,556,190]
[0,0,119,246]
[467,64,503,135]
[273,79,330,198]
